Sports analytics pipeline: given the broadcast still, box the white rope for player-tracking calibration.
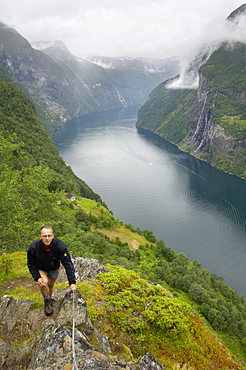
[72,290,79,370]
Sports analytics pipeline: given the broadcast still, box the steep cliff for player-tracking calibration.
[136,5,246,179]
[136,41,246,178]
[188,43,246,175]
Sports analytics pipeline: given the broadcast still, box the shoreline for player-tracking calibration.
[136,124,246,182]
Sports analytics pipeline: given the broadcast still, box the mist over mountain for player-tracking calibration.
[0,23,178,135]
[136,4,246,178]
[0,4,244,173]
[167,3,246,89]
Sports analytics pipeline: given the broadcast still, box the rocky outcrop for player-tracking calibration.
[57,256,109,284]
[0,258,166,370]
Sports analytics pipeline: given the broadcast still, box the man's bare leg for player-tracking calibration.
[38,270,57,316]
[38,270,58,297]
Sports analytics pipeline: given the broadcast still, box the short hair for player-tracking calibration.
[40,225,54,234]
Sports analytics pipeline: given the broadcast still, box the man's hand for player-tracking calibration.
[37,277,46,287]
[70,284,77,291]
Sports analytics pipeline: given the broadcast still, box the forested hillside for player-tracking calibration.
[0,78,246,368]
[0,79,104,248]
[136,42,246,178]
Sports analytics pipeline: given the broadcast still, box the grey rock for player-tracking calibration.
[29,321,165,370]
[0,339,10,368]
[4,340,34,370]
[74,257,109,282]
[94,330,112,355]
[0,295,32,324]
[55,289,93,334]
[0,258,166,370]
[137,353,166,369]
[57,257,108,284]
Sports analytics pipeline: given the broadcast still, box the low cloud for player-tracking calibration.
[0,0,244,58]
[0,0,245,90]
[167,12,246,89]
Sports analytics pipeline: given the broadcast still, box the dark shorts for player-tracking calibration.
[47,269,60,278]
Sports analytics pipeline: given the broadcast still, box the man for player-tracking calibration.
[27,226,77,316]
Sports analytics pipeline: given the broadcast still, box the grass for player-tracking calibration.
[0,252,29,282]
[57,194,153,250]
[96,227,141,250]
[0,247,245,368]
[4,286,43,309]
[218,332,246,362]
[78,197,100,212]
[64,196,110,218]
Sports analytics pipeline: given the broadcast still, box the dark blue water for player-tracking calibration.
[53,107,246,298]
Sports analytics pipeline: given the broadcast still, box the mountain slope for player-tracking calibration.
[35,42,179,108]
[0,22,123,135]
[0,22,178,136]
[136,5,246,178]
[137,0,246,176]
[0,22,71,135]
[32,41,132,114]
[0,79,245,365]
[0,79,102,201]
[86,55,179,103]
[137,41,246,178]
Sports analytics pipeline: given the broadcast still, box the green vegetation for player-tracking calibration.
[0,254,244,369]
[0,80,103,194]
[136,42,246,178]
[95,266,242,369]
[0,78,245,368]
[1,189,246,366]
[137,82,195,143]
[199,42,246,92]
[200,44,246,178]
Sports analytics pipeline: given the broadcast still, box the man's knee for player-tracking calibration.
[38,270,48,285]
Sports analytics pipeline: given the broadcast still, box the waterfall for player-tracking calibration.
[190,94,208,143]
[194,108,210,153]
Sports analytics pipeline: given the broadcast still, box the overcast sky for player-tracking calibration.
[0,0,245,59]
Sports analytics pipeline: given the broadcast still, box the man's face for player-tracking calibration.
[40,228,54,247]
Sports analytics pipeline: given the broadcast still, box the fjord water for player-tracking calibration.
[53,107,246,298]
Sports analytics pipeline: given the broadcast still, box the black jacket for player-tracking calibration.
[27,237,76,285]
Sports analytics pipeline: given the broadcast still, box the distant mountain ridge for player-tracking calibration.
[136,5,246,179]
[0,23,178,135]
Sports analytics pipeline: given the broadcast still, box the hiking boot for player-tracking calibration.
[44,298,53,316]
